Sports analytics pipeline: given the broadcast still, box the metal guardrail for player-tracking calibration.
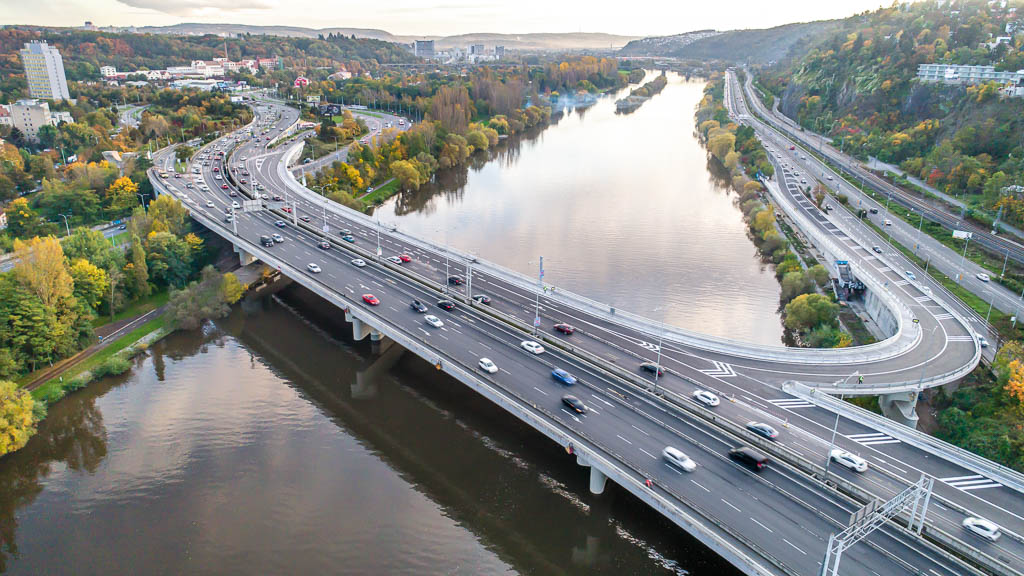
[274,140,943,369]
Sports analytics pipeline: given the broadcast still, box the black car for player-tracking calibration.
[729,446,769,471]
[746,422,779,440]
[317,241,330,250]
[260,235,274,247]
[410,300,428,313]
[561,395,587,414]
[472,294,491,305]
[869,208,879,214]
[640,362,665,376]
[437,299,455,311]
[447,276,464,286]
[872,246,882,254]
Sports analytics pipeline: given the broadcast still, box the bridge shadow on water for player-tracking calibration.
[224,283,743,576]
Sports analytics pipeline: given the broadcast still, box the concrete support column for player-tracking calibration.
[370,329,383,342]
[345,310,372,341]
[879,391,920,429]
[589,467,608,495]
[235,246,257,266]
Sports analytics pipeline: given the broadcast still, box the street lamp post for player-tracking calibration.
[651,306,667,396]
[137,193,150,213]
[58,213,71,237]
[823,371,858,483]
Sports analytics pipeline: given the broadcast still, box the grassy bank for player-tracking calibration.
[358,179,399,209]
[92,290,169,329]
[31,315,170,404]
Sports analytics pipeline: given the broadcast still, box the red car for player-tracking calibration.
[213,167,220,172]
[282,207,292,213]
[362,294,380,306]
[554,323,576,335]
[399,254,412,263]
[221,184,229,189]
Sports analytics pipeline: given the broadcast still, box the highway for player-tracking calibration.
[150,99,1016,575]
[738,71,1024,322]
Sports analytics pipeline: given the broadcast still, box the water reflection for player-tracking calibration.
[0,289,739,575]
[372,72,783,345]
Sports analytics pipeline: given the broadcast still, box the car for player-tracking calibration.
[872,246,882,254]
[317,241,330,250]
[553,323,576,335]
[746,422,779,440]
[185,183,193,188]
[521,340,545,354]
[561,395,587,414]
[977,334,989,348]
[282,206,292,213]
[884,219,892,226]
[229,190,238,197]
[240,179,248,184]
[221,184,229,190]
[307,263,321,274]
[341,235,356,243]
[224,214,233,223]
[905,270,916,281]
[472,294,491,305]
[729,446,769,471]
[213,167,220,172]
[299,215,311,223]
[272,194,283,201]
[551,368,578,386]
[869,208,879,214]
[640,362,665,376]
[826,175,834,180]
[206,201,216,208]
[399,254,412,263]
[386,255,402,264]
[662,447,697,472]
[976,272,991,282]
[339,229,352,236]
[424,314,444,328]
[692,390,720,407]
[232,201,240,209]
[351,258,366,267]
[362,294,380,306]
[478,358,498,374]
[274,220,286,228]
[271,233,284,243]
[410,300,428,313]
[962,516,1001,542]
[260,235,274,247]
[436,299,455,311]
[829,449,868,472]
[447,276,464,285]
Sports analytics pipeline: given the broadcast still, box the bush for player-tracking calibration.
[0,380,37,457]
[94,355,132,378]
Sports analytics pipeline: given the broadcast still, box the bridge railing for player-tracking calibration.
[274,140,941,370]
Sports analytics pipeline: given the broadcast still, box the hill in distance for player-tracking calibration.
[619,21,841,63]
[137,23,639,51]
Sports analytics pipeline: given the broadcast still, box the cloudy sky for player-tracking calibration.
[2,0,885,36]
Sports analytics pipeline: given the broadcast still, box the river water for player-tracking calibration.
[372,71,782,346]
[0,72,778,574]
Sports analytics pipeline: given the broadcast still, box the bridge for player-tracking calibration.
[148,95,1022,576]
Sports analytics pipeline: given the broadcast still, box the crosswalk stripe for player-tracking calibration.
[934,313,954,320]
[769,398,816,408]
[914,295,932,302]
[847,431,901,446]
[941,474,982,482]
[959,482,1003,491]
[947,336,974,341]
[940,474,1003,491]
[894,280,909,286]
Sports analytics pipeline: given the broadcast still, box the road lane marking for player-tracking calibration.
[783,539,806,555]
[690,480,710,493]
[631,425,650,436]
[750,518,773,533]
[639,448,657,460]
[533,386,549,396]
[721,499,741,513]
[616,434,633,445]
[592,395,615,408]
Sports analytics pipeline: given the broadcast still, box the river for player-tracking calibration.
[372,71,783,346]
[0,71,778,574]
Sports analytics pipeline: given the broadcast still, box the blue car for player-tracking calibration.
[341,235,356,243]
[551,368,577,386]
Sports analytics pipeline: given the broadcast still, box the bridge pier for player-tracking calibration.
[576,454,608,495]
[353,339,405,399]
[879,391,920,429]
[234,245,258,266]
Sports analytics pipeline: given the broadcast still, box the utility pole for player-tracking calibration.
[534,256,544,336]
[58,213,72,237]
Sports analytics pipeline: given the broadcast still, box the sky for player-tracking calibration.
[1,0,886,37]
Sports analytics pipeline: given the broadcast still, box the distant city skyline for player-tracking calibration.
[6,0,886,37]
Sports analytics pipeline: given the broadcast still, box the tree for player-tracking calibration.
[780,271,815,304]
[147,195,189,236]
[390,159,422,191]
[69,258,109,311]
[167,266,231,330]
[465,129,489,152]
[106,176,140,216]
[221,272,245,304]
[175,145,195,164]
[0,380,35,457]
[145,231,192,288]
[784,293,839,333]
[63,227,123,272]
[127,234,151,299]
[13,236,74,308]
[5,198,43,239]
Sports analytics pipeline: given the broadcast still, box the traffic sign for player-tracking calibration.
[534,316,541,327]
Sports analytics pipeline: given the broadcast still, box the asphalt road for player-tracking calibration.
[147,100,1018,575]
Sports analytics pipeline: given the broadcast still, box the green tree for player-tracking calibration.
[69,258,109,311]
[221,272,245,304]
[390,159,422,191]
[105,176,140,216]
[147,195,189,236]
[127,234,151,299]
[784,293,839,332]
[145,231,192,288]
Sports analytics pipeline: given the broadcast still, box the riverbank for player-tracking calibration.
[615,73,667,113]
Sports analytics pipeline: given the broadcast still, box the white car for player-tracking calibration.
[307,263,321,274]
[386,256,403,264]
[962,516,1001,542]
[976,272,991,282]
[478,358,498,373]
[829,449,868,472]
[905,270,916,281]
[662,447,697,472]
[351,258,366,267]
[692,389,720,407]
[977,334,989,348]
[521,340,545,355]
[232,201,240,209]
[424,314,444,328]
[206,200,215,208]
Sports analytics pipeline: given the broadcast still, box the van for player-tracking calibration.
[260,235,274,247]
[884,219,892,226]
[729,446,769,472]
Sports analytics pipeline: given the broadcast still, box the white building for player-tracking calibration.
[19,41,70,101]
[100,66,117,78]
[0,105,11,128]
[917,63,1024,85]
[9,99,62,140]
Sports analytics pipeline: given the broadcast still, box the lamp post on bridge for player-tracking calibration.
[823,371,858,484]
[651,306,667,396]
